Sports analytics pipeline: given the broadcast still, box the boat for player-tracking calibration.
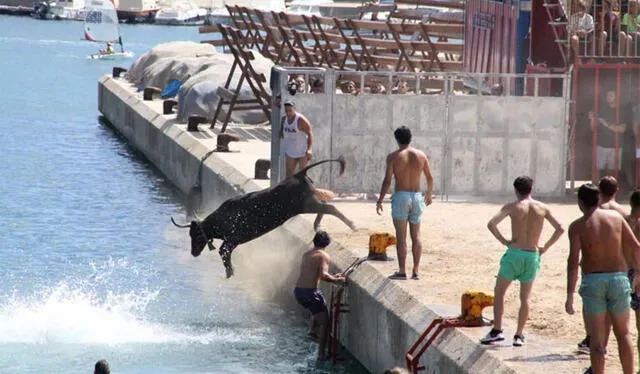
[155,0,207,25]
[84,0,134,60]
[285,0,325,17]
[116,0,158,22]
[31,0,87,20]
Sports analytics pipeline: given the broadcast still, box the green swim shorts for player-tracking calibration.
[580,272,631,315]
[498,246,540,283]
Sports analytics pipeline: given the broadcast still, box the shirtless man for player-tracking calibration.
[578,176,628,353]
[376,126,434,280]
[627,190,640,369]
[281,100,313,177]
[600,176,628,216]
[293,230,345,360]
[480,176,564,346]
[566,184,640,374]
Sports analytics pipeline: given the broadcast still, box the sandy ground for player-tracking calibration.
[319,196,640,373]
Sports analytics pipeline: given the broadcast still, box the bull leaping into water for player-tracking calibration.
[171,157,356,278]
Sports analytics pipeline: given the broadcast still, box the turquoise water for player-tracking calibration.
[0,15,366,374]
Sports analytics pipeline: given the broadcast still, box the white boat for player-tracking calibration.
[84,0,134,60]
[285,0,325,17]
[116,0,159,22]
[155,0,207,25]
[88,51,135,59]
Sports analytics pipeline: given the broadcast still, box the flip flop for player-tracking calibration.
[412,272,420,280]
[389,271,407,280]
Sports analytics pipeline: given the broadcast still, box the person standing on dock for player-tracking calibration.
[281,100,313,177]
[480,176,564,347]
[376,126,434,281]
[293,231,345,360]
[566,183,640,374]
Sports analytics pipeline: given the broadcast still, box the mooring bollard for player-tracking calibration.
[254,159,271,179]
[143,87,161,101]
[112,66,127,78]
[187,116,208,132]
[215,133,240,152]
[163,100,178,115]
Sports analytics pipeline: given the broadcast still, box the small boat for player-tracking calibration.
[155,0,207,25]
[84,0,134,60]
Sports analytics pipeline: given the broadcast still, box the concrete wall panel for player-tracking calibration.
[274,75,567,196]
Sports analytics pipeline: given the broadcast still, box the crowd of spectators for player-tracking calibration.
[569,0,640,57]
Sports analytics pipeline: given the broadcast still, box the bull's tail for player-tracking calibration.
[295,156,345,178]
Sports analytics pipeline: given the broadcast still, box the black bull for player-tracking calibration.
[171,158,356,278]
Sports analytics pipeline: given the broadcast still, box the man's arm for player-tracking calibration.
[539,207,565,255]
[423,154,434,206]
[622,217,640,272]
[320,253,344,284]
[299,116,313,160]
[376,154,393,215]
[598,117,627,133]
[565,222,581,315]
[487,205,512,246]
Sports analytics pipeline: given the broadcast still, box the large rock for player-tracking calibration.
[176,53,274,125]
[125,41,217,85]
[139,55,233,91]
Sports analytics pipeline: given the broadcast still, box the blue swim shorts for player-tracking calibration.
[580,272,631,315]
[498,246,540,283]
[293,287,327,315]
[391,191,425,224]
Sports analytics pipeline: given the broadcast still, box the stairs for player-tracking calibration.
[542,0,569,65]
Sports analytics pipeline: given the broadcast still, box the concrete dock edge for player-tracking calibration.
[99,75,543,374]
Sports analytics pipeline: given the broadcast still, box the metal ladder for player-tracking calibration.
[542,0,570,65]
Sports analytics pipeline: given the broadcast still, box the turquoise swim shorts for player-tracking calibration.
[391,191,425,224]
[580,272,631,315]
[498,246,540,283]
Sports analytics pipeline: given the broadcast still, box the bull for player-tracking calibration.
[171,158,356,278]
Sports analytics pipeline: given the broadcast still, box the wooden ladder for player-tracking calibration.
[542,0,569,65]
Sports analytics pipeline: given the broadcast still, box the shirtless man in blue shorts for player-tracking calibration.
[566,184,640,374]
[481,176,564,347]
[293,231,345,360]
[376,126,434,280]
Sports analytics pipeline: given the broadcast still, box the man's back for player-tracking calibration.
[600,200,628,216]
[390,147,426,192]
[296,249,324,288]
[574,209,627,273]
[507,199,548,250]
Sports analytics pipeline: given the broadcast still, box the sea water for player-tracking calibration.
[0,15,367,374]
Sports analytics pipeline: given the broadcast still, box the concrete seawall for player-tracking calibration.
[99,75,583,374]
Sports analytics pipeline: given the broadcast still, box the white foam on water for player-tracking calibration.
[0,258,268,346]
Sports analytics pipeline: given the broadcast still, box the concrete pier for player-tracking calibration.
[99,75,596,373]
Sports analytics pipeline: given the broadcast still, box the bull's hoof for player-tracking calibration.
[225,266,234,278]
[349,222,357,231]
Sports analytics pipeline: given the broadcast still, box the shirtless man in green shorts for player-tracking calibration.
[566,184,640,374]
[376,126,434,280]
[627,190,640,369]
[480,176,564,347]
[577,176,628,356]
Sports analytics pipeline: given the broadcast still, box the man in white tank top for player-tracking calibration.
[281,100,313,177]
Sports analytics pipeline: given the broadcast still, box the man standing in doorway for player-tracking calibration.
[480,176,564,347]
[590,90,626,178]
[376,126,434,280]
[281,100,313,177]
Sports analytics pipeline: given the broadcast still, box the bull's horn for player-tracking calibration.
[192,211,204,222]
[171,217,190,228]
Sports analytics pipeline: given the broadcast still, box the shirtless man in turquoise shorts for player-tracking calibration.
[566,183,640,374]
[376,126,434,280]
[480,176,564,347]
